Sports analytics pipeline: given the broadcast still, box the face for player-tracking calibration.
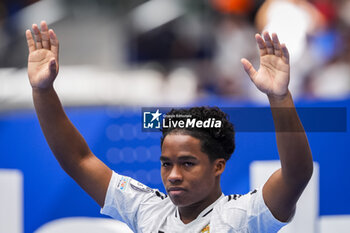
[160,134,225,208]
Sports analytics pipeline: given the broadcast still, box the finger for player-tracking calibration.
[32,24,43,49]
[271,33,282,57]
[263,31,274,54]
[40,21,50,49]
[255,34,267,56]
[49,29,59,59]
[241,58,257,81]
[25,29,36,53]
[281,43,290,64]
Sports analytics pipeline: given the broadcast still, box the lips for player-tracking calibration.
[167,187,186,196]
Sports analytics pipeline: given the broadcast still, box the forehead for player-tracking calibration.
[161,134,208,161]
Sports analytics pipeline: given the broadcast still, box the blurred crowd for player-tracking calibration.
[0,0,349,102]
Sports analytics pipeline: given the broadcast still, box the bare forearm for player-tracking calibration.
[33,87,91,169]
[27,22,112,207]
[269,91,313,186]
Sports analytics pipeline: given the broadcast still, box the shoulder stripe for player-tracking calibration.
[227,194,243,202]
[155,190,167,200]
[250,189,257,195]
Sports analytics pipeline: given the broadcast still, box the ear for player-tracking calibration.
[213,158,226,176]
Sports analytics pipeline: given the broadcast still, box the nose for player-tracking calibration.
[168,165,183,183]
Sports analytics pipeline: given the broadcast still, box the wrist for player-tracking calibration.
[268,91,293,107]
[32,85,55,94]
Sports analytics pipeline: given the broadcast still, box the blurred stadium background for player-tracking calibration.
[0,0,349,232]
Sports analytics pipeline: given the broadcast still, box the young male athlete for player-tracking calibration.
[26,21,313,232]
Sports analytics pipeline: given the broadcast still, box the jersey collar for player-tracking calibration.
[175,193,225,222]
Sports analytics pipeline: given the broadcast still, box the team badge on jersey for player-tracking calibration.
[117,176,129,191]
[201,224,210,233]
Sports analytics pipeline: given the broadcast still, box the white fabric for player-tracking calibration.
[101,171,287,233]
[34,217,133,233]
[250,161,319,233]
[0,169,23,233]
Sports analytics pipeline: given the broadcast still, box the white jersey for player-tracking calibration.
[101,171,287,233]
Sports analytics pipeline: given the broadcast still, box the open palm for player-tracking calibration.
[241,32,290,98]
[26,21,59,90]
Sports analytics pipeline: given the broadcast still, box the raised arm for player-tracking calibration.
[26,21,111,207]
[241,32,313,222]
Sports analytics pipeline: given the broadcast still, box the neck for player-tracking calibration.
[178,188,222,224]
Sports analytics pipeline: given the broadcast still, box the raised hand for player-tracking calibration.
[26,21,59,90]
[241,32,290,99]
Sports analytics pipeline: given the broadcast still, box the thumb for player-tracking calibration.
[49,59,57,74]
[241,58,257,82]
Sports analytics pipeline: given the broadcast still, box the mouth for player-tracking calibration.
[167,187,186,196]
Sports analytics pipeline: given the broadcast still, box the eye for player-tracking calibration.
[161,162,171,167]
[183,162,194,167]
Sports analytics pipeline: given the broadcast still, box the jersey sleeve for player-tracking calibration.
[100,171,165,232]
[221,186,288,232]
[246,186,289,232]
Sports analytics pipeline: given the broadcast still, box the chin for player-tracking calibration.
[169,195,191,207]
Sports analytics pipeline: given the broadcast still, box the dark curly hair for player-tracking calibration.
[160,106,235,162]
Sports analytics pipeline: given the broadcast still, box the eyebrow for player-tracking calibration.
[160,156,170,161]
[160,155,198,161]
